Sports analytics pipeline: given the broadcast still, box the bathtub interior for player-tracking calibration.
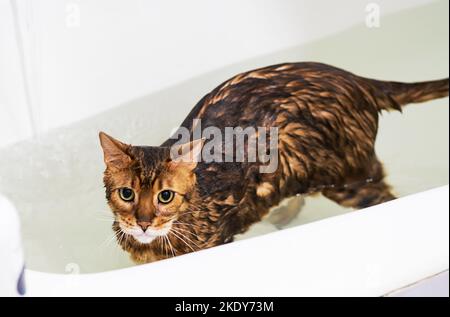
[0,1,448,274]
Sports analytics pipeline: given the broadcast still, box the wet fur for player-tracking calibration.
[101,62,449,263]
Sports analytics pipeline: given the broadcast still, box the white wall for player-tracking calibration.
[0,0,34,147]
[0,0,437,148]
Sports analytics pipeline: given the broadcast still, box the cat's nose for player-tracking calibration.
[137,221,151,231]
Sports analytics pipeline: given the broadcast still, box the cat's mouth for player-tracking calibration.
[119,222,172,245]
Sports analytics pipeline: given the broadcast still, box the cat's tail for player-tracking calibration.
[368,77,449,111]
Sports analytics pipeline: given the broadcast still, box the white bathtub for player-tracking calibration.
[1,186,448,296]
[0,1,448,296]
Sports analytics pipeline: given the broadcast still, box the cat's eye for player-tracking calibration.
[119,187,135,202]
[158,190,174,204]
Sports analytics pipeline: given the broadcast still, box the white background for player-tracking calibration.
[0,0,437,148]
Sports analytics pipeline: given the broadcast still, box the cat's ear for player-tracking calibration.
[168,138,205,171]
[99,132,132,170]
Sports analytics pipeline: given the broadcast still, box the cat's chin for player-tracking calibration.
[133,234,157,245]
[131,228,171,245]
[118,222,173,245]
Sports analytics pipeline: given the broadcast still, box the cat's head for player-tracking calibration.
[99,132,202,245]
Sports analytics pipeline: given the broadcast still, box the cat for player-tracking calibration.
[99,62,448,264]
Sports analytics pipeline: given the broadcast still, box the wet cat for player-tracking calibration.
[99,62,449,264]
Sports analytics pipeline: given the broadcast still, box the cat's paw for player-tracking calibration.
[264,195,305,229]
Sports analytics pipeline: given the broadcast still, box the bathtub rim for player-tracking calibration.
[23,185,449,297]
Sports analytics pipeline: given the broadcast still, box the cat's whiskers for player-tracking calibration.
[173,222,204,237]
[179,210,209,219]
[169,229,196,253]
[171,225,202,243]
[106,231,120,247]
[117,230,127,246]
[111,229,125,246]
[172,222,204,244]
[173,221,201,229]
[165,235,176,258]
[162,236,169,259]
[170,227,201,249]
[171,225,194,235]
[93,211,116,224]
[115,231,123,246]
[157,236,167,258]
[99,228,122,249]
[98,233,113,249]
